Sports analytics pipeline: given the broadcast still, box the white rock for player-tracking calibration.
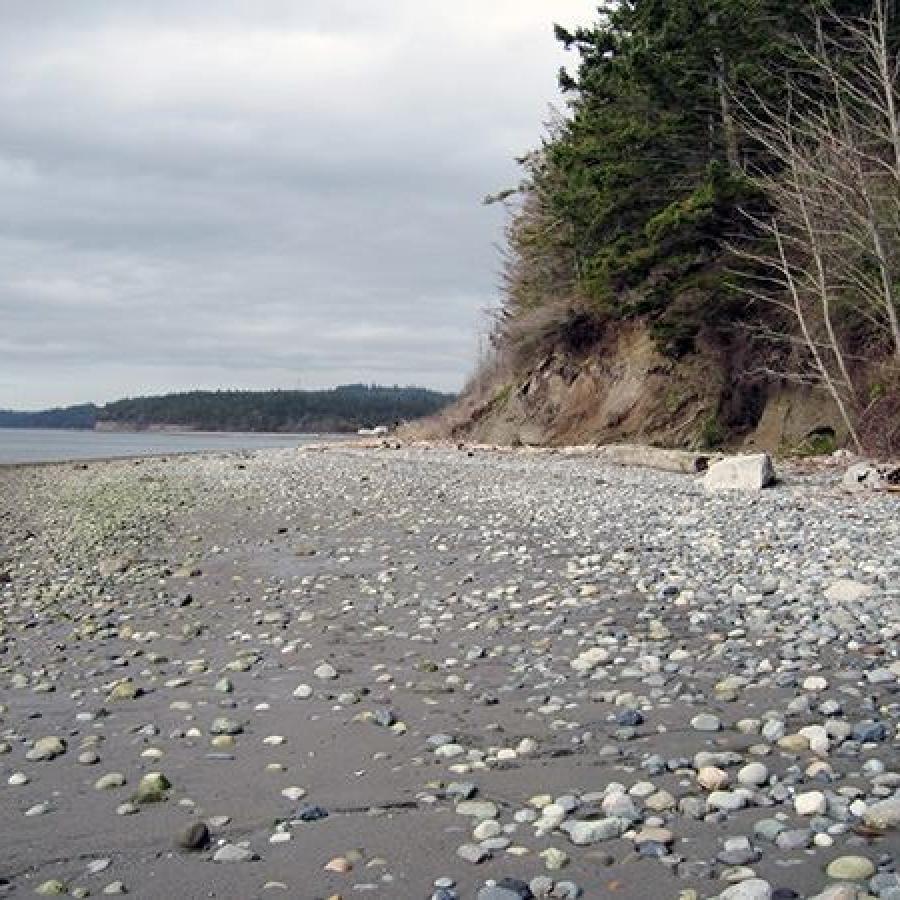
[737,763,769,787]
[473,819,502,840]
[799,725,830,756]
[824,580,874,603]
[456,800,498,820]
[708,790,747,812]
[704,454,775,492]
[570,647,609,673]
[719,879,773,900]
[561,817,628,845]
[864,794,900,829]
[794,791,827,816]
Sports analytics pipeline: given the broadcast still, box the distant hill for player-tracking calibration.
[0,386,455,433]
[0,404,99,430]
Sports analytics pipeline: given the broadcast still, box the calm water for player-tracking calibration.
[0,428,342,465]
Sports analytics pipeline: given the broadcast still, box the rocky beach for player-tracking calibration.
[0,444,898,900]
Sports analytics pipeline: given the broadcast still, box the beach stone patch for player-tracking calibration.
[1,444,898,900]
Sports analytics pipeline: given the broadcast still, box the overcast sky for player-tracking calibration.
[0,1,596,409]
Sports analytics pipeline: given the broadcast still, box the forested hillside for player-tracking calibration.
[0,405,99,430]
[432,0,899,455]
[1,386,454,433]
[99,386,454,432]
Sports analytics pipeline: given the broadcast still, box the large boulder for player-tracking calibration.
[704,454,776,492]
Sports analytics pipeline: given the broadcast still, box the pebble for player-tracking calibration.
[719,880,772,900]
[26,736,66,761]
[213,844,257,863]
[824,856,876,880]
[795,791,827,816]
[457,844,491,864]
[95,773,127,790]
[691,714,722,732]
[177,823,210,851]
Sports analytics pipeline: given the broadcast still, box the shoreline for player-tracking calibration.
[0,436,870,477]
[0,433,359,470]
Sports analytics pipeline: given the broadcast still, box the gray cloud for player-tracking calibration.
[0,0,595,408]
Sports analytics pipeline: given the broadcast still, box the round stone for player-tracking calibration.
[719,879,773,900]
[697,766,729,790]
[825,856,876,880]
[134,772,170,803]
[737,763,769,787]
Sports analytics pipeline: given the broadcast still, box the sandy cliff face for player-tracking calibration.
[421,323,845,451]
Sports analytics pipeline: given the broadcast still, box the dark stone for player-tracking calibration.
[853,721,887,742]
[177,822,210,851]
[475,878,533,900]
[717,846,761,866]
[616,709,644,727]
[295,803,328,822]
[373,708,395,727]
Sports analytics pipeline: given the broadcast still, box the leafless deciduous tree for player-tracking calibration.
[732,0,900,451]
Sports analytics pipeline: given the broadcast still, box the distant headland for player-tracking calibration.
[0,385,455,434]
